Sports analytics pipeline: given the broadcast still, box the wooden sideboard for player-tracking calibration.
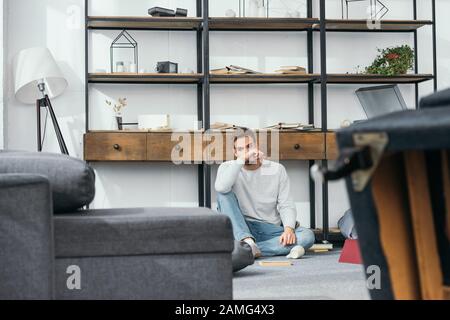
[84,131,330,162]
[326,132,338,160]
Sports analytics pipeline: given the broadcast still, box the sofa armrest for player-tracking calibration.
[0,174,55,299]
[420,88,450,109]
[0,151,95,213]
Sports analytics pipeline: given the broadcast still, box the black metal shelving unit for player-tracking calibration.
[317,0,437,242]
[201,0,319,226]
[84,0,437,242]
[85,0,207,207]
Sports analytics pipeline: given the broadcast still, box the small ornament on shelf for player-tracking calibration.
[239,0,270,18]
[110,30,138,74]
[265,1,307,18]
[105,98,127,130]
[341,0,389,20]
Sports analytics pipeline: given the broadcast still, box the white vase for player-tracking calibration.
[225,9,236,17]
[129,63,137,73]
[114,112,123,130]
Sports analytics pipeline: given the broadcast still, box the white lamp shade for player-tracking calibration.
[13,47,68,104]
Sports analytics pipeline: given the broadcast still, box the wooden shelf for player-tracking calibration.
[326,132,338,160]
[87,16,202,30]
[88,73,204,84]
[210,74,432,84]
[87,17,431,32]
[325,74,433,84]
[209,17,319,31]
[88,73,433,85]
[210,73,319,84]
[320,19,432,32]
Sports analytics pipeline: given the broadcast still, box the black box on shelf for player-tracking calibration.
[148,7,175,17]
[156,61,178,74]
[148,7,188,17]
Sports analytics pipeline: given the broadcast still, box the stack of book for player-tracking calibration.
[308,243,334,253]
[264,123,315,131]
[275,66,307,74]
[210,122,240,130]
[210,65,261,75]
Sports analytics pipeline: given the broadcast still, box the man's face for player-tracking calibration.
[234,135,259,164]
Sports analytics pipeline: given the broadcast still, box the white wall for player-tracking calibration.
[3,0,450,228]
[0,0,4,148]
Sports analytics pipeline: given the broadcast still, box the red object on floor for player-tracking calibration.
[339,239,363,265]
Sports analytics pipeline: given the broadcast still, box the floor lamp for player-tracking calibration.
[13,47,69,155]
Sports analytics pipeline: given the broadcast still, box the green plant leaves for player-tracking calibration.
[365,45,415,75]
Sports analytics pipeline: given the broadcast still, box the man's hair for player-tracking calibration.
[233,127,257,146]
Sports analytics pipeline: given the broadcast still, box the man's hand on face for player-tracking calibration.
[248,150,264,164]
[279,227,297,246]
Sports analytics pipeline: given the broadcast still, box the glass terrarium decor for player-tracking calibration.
[240,1,308,18]
[341,0,389,20]
[239,0,270,18]
[110,29,138,73]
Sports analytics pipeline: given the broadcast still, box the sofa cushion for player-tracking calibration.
[54,207,234,257]
[420,88,450,109]
[0,151,95,213]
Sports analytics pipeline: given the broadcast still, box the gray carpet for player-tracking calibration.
[233,250,370,300]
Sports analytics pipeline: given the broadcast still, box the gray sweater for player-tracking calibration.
[215,159,297,229]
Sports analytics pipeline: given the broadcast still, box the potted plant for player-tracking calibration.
[365,45,415,75]
[105,98,127,130]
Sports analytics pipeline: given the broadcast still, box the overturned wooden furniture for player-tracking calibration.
[315,90,450,300]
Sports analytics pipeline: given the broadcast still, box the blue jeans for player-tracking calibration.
[216,192,315,257]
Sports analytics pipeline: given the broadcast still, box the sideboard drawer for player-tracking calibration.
[147,132,203,162]
[326,132,339,160]
[276,132,325,160]
[84,132,147,161]
[205,131,326,162]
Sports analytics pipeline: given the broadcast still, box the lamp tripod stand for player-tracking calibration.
[36,82,69,155]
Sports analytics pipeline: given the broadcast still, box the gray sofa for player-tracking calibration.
[0,151,244,300]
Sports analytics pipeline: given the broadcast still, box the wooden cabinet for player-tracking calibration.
[147,132,203,162]
[84,131,327,162]
[84,132,147,161]
[277,132,325,160]
[326,132,339,160]
[85,131,204,163]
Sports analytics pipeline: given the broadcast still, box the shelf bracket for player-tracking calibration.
[351,132,389,192]
[310,132,388,192]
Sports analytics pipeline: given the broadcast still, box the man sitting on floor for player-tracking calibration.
[215,128,315,259]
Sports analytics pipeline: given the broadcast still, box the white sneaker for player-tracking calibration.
[243,238,262,258]
[286,245,305,259]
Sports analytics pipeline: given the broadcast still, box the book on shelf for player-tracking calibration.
[275,66,307,75]
[211,65,261,75]
[210,122,239,130]
[264,123,315,131]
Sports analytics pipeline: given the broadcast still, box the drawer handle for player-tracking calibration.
[113,144,121,151]
[294,144,301,150]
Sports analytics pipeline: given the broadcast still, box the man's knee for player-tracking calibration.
[297,228,315,249]
[216,192,237,210]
